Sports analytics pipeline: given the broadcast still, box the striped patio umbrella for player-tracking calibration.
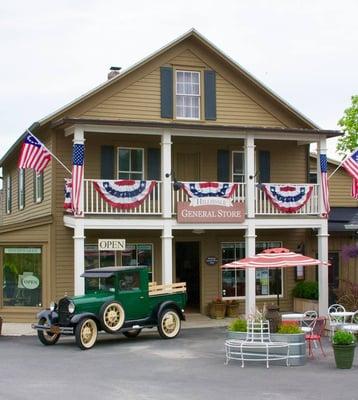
[221,247,329,307]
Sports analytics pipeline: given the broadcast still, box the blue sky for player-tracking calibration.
[0,0,357,160]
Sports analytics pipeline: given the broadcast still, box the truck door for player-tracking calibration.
[116,270,149,320]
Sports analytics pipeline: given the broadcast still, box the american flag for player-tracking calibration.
[72,144,85,215]
[342,150,358,200]
[18,133,51,173]
[320,154,330,215]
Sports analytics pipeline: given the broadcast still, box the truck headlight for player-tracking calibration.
[49,301,57,311]
[68,301,75,314]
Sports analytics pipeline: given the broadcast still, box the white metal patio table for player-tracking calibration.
[281,313,305,321]
[329,311,354,323]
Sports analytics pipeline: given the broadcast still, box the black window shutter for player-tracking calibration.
[217,150,230,182]
[204,70,216,120]
[147,148,161,180]
[160,67,173,118]
[101,146,115,179]
[259,151,270,183]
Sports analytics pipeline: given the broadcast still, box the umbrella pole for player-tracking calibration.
[275,269,280,309]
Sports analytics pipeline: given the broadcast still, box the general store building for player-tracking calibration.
[0,30,345,322]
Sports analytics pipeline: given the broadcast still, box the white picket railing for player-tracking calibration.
[172,182,246,214]
[83,179,162,215]
[255,184,319,215]
[77,180,319,217]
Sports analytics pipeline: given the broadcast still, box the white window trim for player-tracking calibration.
[117,147,144,180]
[18,169,25,210]
[35,172,43,203]
[6,175,11,214]
[175,70,201,121]
[221,241,284,299]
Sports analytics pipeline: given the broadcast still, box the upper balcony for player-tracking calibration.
[82,179,319,217]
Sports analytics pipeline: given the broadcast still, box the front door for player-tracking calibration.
[175,242,200,310]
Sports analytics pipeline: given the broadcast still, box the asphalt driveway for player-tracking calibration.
[0,327,357,400]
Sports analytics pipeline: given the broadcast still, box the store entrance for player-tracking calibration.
[175,242,200,311]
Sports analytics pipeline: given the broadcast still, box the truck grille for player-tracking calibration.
[58,297,71,326]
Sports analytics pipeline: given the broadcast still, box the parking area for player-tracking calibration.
[0,327,357,400]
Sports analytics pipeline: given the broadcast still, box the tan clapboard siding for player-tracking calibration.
[169,49,208,67]
[0,223,51,323]
[1,136,52,226]
[215,74,285,127]
[310,157,358,207]
[81,69,161,120]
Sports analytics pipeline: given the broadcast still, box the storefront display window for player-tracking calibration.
[121,244,153,282]
[221,241,282,298]
[2,247,42,307]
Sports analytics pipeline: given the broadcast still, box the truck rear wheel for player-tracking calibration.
[37,318,61,346]
[100,301,125,333]
[75,318,98,350]
[157,309,181,339]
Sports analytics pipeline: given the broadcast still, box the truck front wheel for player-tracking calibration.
[37,318,61,345]
[100,301,125,333]
[157,309,181,339]
[75,318,98,350]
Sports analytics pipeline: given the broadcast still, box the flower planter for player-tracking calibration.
[209,303,226,319]
[226,304,239,318]
[293,297,318,313]
[332,343,356,369]
[227,331,306,366]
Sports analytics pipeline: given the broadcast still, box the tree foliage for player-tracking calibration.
[337,95,358,155]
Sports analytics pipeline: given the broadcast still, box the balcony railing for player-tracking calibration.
[171,182,246,214]
[255,183,319,215]
[83,179,162,215]
[78,180,319,217]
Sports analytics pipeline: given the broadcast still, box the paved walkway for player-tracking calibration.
[1,313,235,336]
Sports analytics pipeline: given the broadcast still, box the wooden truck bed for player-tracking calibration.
[148,281,186,296]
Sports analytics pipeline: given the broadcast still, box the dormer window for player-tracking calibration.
[176,70,200,120]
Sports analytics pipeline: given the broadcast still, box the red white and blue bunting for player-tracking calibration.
[64,178,73,212]
[182,182,237,198]
[93,180,156,209]
[262,184,313,213]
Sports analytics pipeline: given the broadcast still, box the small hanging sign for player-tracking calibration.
[205,256,218,266]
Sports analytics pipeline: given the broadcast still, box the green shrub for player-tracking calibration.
[228,318,247,332]
[292,281,318,300]
[332,330,356,345]
[277,323,302,334]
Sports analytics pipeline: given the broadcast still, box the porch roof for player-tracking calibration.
[328,207,358,232]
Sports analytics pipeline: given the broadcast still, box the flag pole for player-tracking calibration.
[327,156,347,180]
[26,129,72,175]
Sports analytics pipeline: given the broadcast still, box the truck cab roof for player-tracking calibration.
[81,266,148,278]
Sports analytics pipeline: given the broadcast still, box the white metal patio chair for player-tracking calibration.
[300,310,318,334]
[328,304,346,338]
[342,310,358,334]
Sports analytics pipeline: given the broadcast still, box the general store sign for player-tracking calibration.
[177,201,245,223]
[98,239,126,251]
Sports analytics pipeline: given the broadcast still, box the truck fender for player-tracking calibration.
[156,301,185,321]
[70,313,101,330]
[37,309,59,324]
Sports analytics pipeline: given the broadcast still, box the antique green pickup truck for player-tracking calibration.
[32,266,187,350]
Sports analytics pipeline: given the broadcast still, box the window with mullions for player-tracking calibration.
[34,171,44,203]
[6,175,12,214]
[18,169,25,210]
[221,241,283,298]
[117,148,144,180]
[121,244,153,282]
[232,151,245,183]
[176,70,200,120]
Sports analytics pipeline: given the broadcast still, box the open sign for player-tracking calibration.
[21,275,40,290]
[98,239,126,251]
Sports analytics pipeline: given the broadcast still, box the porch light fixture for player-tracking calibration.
[165,170,183,191]
[192,229,205,235]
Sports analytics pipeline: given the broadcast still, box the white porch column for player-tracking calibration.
[73,126,85,216]
[245,221,256,317]
[317,222,329,316]
[161,130,172,218]
[245,135,255,218]
[161,222,173,284]
[73,220,85,295]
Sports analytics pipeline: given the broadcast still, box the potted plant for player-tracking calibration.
[332,330,356,369]
[209,296,226,319]
[292,281,318,313]
[226,300,240,318]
